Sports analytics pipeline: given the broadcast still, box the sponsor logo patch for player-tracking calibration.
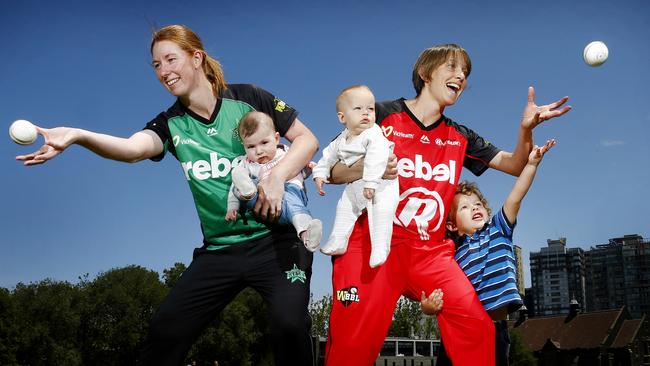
[397,156,456,183]
[394,158,457,240]
[434,138,460,146]
[394,187,445,240]
[285,264,306,283]
[394,131,415,139]
[180,152,244,181]
[274,98,288,112]
[173,135,200,147]
[336,286,360,307]
[381,125,393,137]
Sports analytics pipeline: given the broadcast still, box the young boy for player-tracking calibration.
[421,139,557,366]
[227,111,322,251]
[312,85,399,268]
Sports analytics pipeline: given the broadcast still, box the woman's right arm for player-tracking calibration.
[16,126,164,166]
[329,153,398,184]
[328,159,364,184]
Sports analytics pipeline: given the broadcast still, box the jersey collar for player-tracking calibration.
[178,97,222,125]
[399,98,446,131]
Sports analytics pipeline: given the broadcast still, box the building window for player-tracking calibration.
[397,341,414,356]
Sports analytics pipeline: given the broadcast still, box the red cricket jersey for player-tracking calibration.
[376,98,500,242]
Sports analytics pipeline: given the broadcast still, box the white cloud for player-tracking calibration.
[601,140,626,147]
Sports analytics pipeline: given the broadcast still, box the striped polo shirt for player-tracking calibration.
[454,207,523,312]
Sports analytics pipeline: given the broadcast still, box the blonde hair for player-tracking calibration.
[238,111,276,139]
[412,44,471,96]
[335,85,373,112]
[151,25,227,97]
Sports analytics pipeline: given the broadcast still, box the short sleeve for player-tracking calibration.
[458,124,501,176]
[225,84,299,137]
[492,207,516,239]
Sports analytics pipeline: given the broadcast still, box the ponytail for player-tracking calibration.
[202,54,227,97]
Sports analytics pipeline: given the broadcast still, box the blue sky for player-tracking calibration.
[1,0,649,301]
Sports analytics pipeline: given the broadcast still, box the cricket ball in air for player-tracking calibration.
[9,119,38,145]
[583,41,609,67]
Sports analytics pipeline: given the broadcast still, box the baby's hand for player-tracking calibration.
[225,209,238,222]
[420,289,444,315]
[314,177,328,196]
[363,188,375,200]
[528,139,556,166]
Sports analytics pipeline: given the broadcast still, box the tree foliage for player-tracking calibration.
[0,266,443,364]
[11,279,84,366]
[388,296,424,338]
[510,330,537,366]
[0,287,18,365]
[186,288,271,366]
[79,265,167,365]
[309,293,332,338]
[419,313,440,340]
[162,262,187,288]
[0,266,167,365]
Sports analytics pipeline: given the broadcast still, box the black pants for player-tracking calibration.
[139,232,314,365]
[436,320,510,366]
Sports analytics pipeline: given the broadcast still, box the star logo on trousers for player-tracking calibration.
[285,264,306,284]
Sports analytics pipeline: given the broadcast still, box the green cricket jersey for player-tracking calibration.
[144,84,298,249]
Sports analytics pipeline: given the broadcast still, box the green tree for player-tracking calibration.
[418,314,440,340]
[186,288,271,366]
[510,330,536,366]
[11,279,84,366]
[309,293,332,338]
[79,265,167,365]
[388,296,423,338]
[0,287,18,365]
[162,262,187,288]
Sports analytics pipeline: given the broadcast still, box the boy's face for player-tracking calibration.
[242,122,279,164]
[423,56,468,107]
[448,192,488,236]
[337,88,376,137]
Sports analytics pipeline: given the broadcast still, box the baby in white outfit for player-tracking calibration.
[313,85,398,267]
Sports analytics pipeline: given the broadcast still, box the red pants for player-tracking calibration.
[325,214,495,366]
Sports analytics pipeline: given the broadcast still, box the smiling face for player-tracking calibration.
[241,120,280,164]
[422,56,469,107]
[448,192,489,236]
[151,40,202,97]
[336,87,376,137]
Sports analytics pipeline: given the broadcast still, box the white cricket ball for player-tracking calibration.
[9,119,38,145]
[583,41,609,67]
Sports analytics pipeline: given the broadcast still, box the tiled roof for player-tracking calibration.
[511,308,624,351]
[611,317,644,348]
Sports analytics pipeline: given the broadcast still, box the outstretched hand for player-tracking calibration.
[15,126,78,166]
[521,86,571,131]
[528,139,556,166]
